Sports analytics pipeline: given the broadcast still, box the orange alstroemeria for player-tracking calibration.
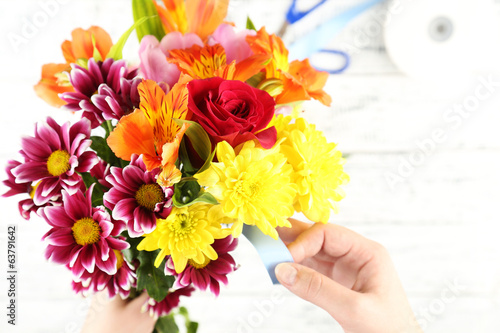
[168,43,269,81]
[246,27,331,106]
[35,26,113,107]
[246,28,289,78]
[158,122,189,187]
[288,59,332,106]
[34,63,74,107]
[107,79,190,173]
[155,0,229,41]
[61,26,113,63]
[106,109,157,166]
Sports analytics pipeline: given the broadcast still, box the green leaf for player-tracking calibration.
[122,231,141,263]
[173,119,215,175]
[91,35,103,62]
[187,322,199,333]
[173,180,200,207]
[246,71,265,88]
[80,173,105,207]
[197,145,216,175]
[178,307,199,333]
[132,0,166,42]
[136,250,175,302]
[107,16,150,60]
[173,180,218,208]
[246,16,257,31]
[154,314,179,333]
[90,135,128,168]
[178,140,196,176]
[173,119,211,161]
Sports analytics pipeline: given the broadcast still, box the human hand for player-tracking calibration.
[275,219,423,333]
[81,291,156,333]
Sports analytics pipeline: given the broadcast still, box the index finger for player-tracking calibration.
[277,218,313,244]
[287,223,371,263]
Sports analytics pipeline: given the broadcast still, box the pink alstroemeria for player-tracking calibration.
[103,155,174,237]
[209,23,255,63]
[138,32,203,87]
[165,236,238,296]
[41,185,129,278]
[12,117,97,206]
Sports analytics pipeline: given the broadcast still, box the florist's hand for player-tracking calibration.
[275,219,423,333]
[81,292,156,333]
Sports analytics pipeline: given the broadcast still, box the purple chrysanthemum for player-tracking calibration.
[72,248,137,299]
[41,185,129,278]
[12,117,97,206]
[103,155,173,237]
[144,286,195,318]
[165,236,238,296]
[91,75,141,122]
[60,58,139,128]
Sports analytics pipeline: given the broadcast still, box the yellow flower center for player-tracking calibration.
[135,184,165,211]
[169,213,196,240]
[47,150,71,176]
[72,217,101,246]
[234,178,260,199]
[113,249,124,270]
[188,256,211,270]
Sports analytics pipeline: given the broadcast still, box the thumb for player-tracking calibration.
[275,262,358,319]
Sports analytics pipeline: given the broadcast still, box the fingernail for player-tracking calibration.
[275,263,297,286]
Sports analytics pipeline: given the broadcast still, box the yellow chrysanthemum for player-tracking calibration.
[195,140,297,240]
[278,117,349,223]
[137,204,231,273]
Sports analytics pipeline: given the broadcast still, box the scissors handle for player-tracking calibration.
[313,49,350,74]
[286,0,328,24]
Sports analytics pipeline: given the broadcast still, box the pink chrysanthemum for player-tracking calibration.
[41,185,129,278]
[60,58,139,128]
[12,117,97,206]
[71,248,136,299]
[89,159,112,190]
[103,155,173,237]
[165,236,238,296]
[144,286,194,318]
[2,160,63,219]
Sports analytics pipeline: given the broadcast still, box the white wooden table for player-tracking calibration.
[1,1,499,332]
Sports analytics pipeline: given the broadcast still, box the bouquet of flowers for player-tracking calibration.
[3,0,349,331]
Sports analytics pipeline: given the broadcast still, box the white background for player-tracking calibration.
[1,0,500,332]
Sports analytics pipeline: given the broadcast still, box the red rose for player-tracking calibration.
[187,77,277,149]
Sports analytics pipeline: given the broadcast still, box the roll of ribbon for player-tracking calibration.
[384,0,500,79]
[242,224,293,285]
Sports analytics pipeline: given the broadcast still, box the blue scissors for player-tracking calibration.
[280,0,385,74]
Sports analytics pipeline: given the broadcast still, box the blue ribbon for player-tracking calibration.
[287,0,385,61]
[242,224,294,284]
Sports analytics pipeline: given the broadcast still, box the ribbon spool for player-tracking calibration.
[384,0,500,79]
